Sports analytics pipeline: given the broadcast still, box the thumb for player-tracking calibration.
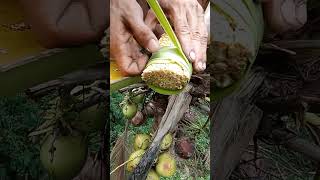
[127,17,160,53]
[145,10,164,38]
[145,10,158,31]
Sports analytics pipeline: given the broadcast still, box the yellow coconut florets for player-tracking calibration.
[141,34,191,90]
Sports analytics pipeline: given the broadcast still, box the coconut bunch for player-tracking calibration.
[141,33,192,94]
[209,0,264,98]
[120,89,169,127]
[126,133,177,179]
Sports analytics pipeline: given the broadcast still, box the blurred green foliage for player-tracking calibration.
[0,93,104,180]
[0,95,45,179]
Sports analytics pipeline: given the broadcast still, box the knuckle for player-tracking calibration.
[179,26,190,36]
[191,31,201,41]
[197,5,204,14]
[203,30,209,39]
[176,19,190,35]
[188,0,197,8]
[200,35,208,45]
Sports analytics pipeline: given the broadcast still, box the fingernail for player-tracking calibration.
[198,62,206,71]
[189,50,196,62]
[147,39,160,52]
[202,62,206,70]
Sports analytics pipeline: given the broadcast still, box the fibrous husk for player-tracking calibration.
[174,137,195,159]
[131,111,146,126]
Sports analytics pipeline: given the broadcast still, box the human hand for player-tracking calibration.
[19,0,108,48]
[145,0,208,72]
[110,0,160,75]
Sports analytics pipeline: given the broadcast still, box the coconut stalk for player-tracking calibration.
[209,0,264,100]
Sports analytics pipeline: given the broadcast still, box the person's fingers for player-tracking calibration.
[127,15,160,53]
[158,0,194,61]
[116,37,149,75]
[117,54,148,75]
[144,10,158,32]
[198,17,208,72]
[187,10,201,71]
[186,1,207,72]
[171,10,195,63]
[154,24,165,38]
[111,17,148,75]
[195,11,208,72]
[110,0,152,76]
[145,10,165,38]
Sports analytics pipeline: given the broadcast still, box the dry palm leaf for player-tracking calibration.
[73,153,105,180]
[110,124,130,180]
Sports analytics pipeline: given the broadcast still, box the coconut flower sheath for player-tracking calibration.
[110,34,192,95]
[141,34,192,95]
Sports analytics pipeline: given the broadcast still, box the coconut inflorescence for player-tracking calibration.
[141,34,192,95]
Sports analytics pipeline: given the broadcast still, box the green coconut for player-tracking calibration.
[160,133,173,150]
[156,152,176,177]
[132,94,145,104]
[40,134,88,180]
[126,149,145,172]
[134,134,151,150]
[146,169,160,180]
[122,102,138,119]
